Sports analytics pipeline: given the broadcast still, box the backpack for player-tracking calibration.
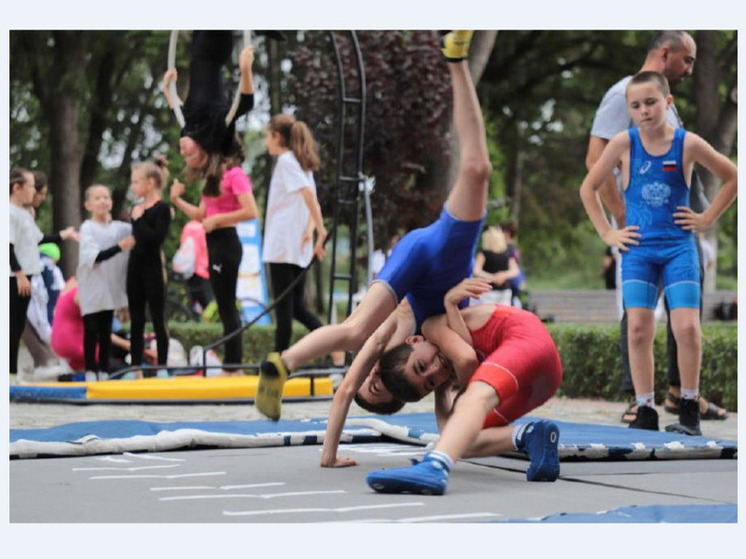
[172,235,196,279]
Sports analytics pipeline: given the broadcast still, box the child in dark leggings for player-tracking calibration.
[168,31,259,375]
[262,114,328,353]
[10,167,78,375]
[163,31,255,196]
[128,158,172,377]
[77,184,134,380]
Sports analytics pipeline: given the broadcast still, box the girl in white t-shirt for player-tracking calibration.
[262,114,328,352]
[77,184,135,379]
[9,168,77,375]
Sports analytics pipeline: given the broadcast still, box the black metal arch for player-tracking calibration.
[325,30,368,323]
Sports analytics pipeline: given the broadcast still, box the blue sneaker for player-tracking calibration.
[516,420,560,482]
[366,455,450,496]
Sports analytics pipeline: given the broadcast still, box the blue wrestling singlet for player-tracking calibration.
[372,207,484,328]
[622,127,700,309]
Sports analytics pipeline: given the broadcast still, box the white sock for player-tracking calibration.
[513,422,530,449]
[636,392,655,408]
[426,450,454,471]
[682,389,699,401]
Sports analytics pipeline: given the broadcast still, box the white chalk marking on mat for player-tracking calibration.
[150,483,285,492]
[73,464,181,472]
[159,490,345,501]
[223,502,423,516]
[396,512,503,522]
[90,471,227,480]
[95,456,134,463]
[123,452,185,462]
[330,443,426,456]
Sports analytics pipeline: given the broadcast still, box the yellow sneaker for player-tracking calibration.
[256,352,289,421]
[440,30,474,62]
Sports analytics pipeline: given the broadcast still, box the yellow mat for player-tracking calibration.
[22,375,333,401]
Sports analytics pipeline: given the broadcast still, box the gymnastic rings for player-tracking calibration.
[167,30,252,129]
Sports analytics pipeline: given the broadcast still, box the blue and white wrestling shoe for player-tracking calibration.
[366,453,450,496]
[516,420,560,482]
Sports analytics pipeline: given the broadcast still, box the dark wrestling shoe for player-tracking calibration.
[516,420,560,482]
[628,404,659,431]
[665,397,702,436]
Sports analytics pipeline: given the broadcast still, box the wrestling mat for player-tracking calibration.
[10,412,737,460]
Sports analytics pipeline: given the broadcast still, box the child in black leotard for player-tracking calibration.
[127,157,173,377]
[163,31,255,195]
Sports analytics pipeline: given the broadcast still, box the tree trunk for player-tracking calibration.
[693,31,738,292]
[49,95,83,276]
[42,32,89,277]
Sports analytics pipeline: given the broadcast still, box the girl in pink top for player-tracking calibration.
[170,151,258,374]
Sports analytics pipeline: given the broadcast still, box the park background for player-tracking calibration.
[8,30,737,293]
[3,9,742,556]
[7,30,738,408]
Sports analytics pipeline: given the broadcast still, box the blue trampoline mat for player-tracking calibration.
[10,413,737,460]
[500,503,737,523]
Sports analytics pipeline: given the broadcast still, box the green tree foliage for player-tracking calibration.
[283,30,453,246]
[478,30,737,286]
[9,30,736,287]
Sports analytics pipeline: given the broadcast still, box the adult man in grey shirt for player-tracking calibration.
[585,30,727,424]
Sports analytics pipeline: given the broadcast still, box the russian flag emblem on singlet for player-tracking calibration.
[663,160,678,172]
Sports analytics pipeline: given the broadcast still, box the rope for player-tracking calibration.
[167,31,185,128]
[224,30,252,126]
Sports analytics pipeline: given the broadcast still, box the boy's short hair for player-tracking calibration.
[379,343,423,403]
[628,70,671,97]
[353,392,405,415]
[84,183,111,200]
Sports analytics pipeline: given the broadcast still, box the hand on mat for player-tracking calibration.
[321,456,359,468]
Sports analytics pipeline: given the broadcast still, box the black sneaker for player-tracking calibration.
[629,405,659,431]
[665,397,702,436]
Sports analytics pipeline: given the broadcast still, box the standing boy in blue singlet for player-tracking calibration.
[580,71,737,436]
[255,32,491,441]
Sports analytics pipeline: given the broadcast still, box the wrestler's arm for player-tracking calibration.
[320,300,413,468]
[423,314,479,387]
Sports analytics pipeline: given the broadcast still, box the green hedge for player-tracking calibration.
[546,323,738,412]
[167,322,329,369]
[167,321,738,412]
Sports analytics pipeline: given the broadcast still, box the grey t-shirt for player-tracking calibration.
[76,219,132,315]
[590,75,709,213]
